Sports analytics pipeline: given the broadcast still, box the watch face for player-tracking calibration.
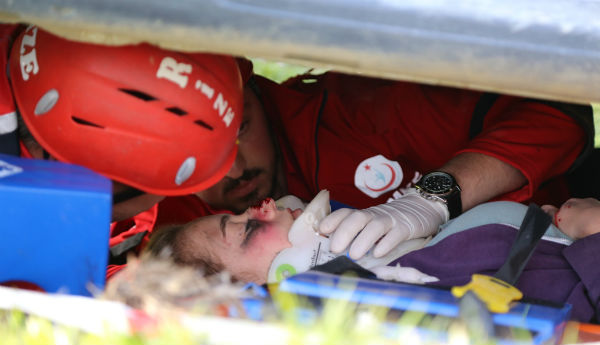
[421,172,453,194]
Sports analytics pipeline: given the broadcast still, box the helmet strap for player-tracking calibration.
[112,187,146,205]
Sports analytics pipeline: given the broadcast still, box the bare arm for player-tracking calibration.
[439,152,527,212]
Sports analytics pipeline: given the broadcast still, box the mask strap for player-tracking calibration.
[112,187,146,205]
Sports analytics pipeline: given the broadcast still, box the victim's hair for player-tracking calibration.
[145,222,224,276]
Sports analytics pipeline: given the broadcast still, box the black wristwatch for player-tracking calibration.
[415,171,462,219]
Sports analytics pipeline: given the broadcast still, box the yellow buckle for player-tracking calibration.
[452,274,523,313]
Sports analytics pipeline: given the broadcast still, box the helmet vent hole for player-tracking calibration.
[118,88,156,101]
[71,116,104,129]
[194,120,213,131]
[166,107,187,116]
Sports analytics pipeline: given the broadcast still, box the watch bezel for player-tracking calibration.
[416,171,459,198]
[415,171,463,219]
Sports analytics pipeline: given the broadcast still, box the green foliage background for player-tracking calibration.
[250,58,312,83]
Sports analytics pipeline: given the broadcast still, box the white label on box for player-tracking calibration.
[0,160,23,179]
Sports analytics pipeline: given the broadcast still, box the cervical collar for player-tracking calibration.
[267,190,425,283]
[268,190,335,283]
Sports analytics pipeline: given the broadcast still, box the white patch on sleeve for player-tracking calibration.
[0,112,17,134]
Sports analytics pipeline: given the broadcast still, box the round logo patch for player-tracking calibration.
[354,155,403,198]
[275,264,297,282]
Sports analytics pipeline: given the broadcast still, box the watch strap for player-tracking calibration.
[416,171,462,219]
[446,185,462,219]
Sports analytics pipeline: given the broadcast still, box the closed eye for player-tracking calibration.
[242,219,264,246]
[245,219,262,234]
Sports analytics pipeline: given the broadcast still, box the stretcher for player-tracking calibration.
[0,275,593,345]
[271,271,571,345]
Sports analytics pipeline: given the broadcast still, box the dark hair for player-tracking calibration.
[145,223,224,275]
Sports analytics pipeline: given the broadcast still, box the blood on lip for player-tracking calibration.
[250,198,274,219]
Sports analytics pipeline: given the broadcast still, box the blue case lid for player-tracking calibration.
[0,153,111,194]
[0,154,112,296]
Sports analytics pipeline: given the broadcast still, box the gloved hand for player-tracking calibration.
[318,189,448,260]
[370,264,439,284]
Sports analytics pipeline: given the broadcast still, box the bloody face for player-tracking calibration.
[181,198,299,284]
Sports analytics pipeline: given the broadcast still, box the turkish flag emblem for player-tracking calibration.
[354,155,403,198]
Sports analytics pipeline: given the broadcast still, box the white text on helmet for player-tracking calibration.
[19,26,39,81]
[213,93,235,127]
[195,80,236,128]
[195,80,214,99]
[156,57,191,88]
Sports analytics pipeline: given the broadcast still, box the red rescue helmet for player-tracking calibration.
[9,26,243,196]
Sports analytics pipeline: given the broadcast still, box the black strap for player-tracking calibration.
[112,187,145,205]
[311,256,376,280]
[469,92,499,140]
[312,204,552,286]
[459,204,552,341]
[313,90,328,192]
[0,130,20,156]
[494,203,552,285]
[108,230,149,266]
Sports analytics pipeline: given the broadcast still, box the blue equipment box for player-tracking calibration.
[277,271,571,345]
[0,154,111,296]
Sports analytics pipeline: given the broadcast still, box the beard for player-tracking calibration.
[222,160,285,215]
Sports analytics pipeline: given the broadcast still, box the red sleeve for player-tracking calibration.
[106,264,125,282]
[109,204,158,250]
[0,24,20,105]
[456,97,587,202]
[0,24,22,133]
[106,204,160,282]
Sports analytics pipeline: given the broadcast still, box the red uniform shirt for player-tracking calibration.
[106,206,158,280]
[157,72,586,224]
[0,24,20,137]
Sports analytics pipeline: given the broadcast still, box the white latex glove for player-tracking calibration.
[370,264,439,284]
[318,189,448,259]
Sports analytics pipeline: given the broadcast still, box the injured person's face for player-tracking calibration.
[181,198,301,284]
[166,190,423,285]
